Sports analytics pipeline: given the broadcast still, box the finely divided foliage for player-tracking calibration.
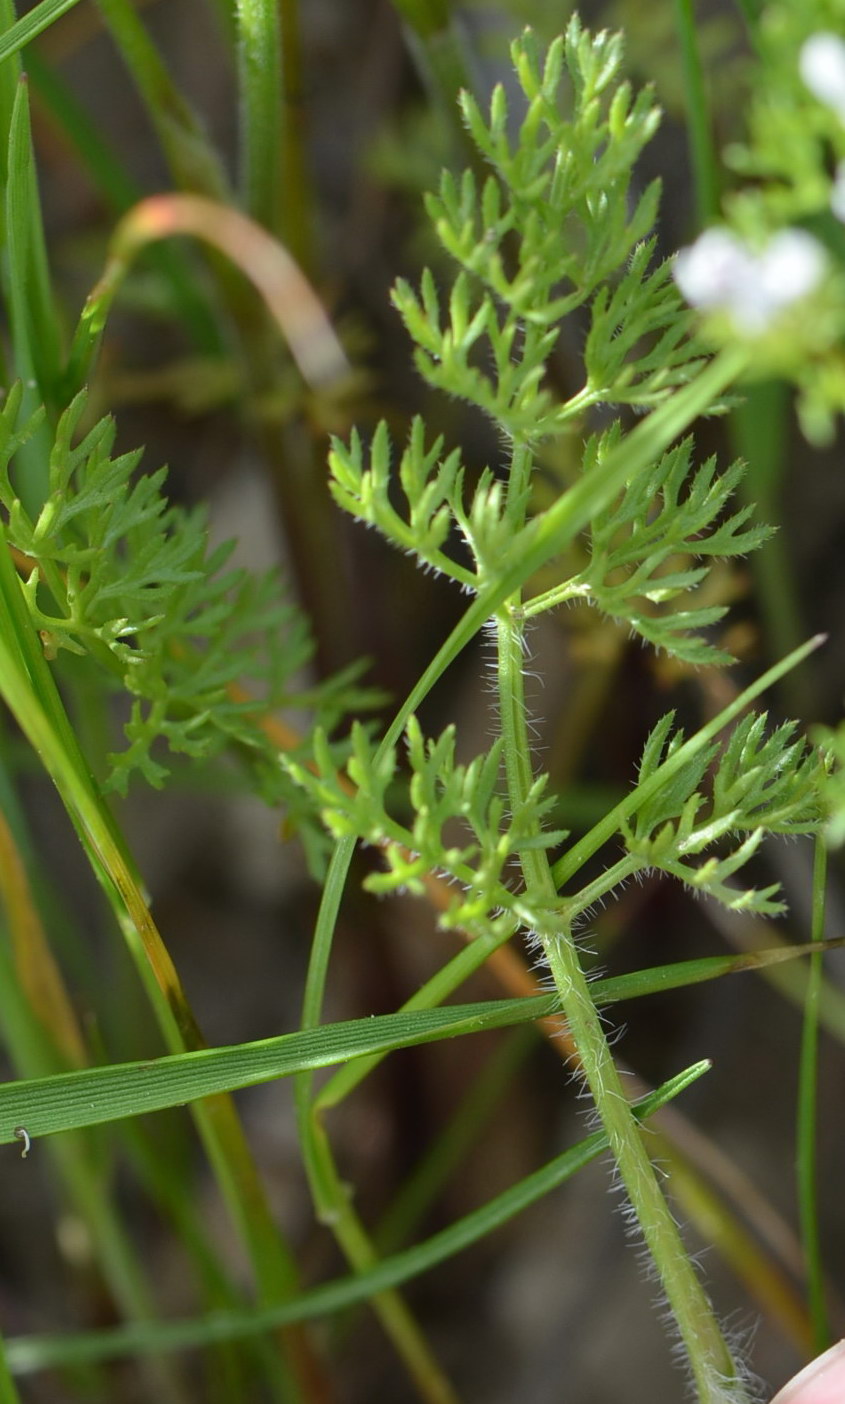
[0,383,365,818]
[390,24,706,445]
[288,20,830,1403]
[312,19,825,929]
[621,712,828,915]
[526,429,771,661]
[0,9,836,1404]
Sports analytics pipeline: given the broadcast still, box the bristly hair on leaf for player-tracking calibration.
[525,428,772,664]
[328,20,739,667]
[617,711,830,916]
[283,716,567,940]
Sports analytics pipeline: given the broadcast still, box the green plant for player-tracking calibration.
[0,4,843,1404]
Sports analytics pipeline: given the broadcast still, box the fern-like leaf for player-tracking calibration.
[284,717,567,939]
[0,385,372,805]
[529,429,771,663]
[391,20,702,443]
[618,711,828,914]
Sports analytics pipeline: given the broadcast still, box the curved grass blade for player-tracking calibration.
[5,1059,710,1375]
[0,0,84,64]
[0,944,832,1148]
[67,194,348,395]
[6,75,62,412]
[797,838,830,1351]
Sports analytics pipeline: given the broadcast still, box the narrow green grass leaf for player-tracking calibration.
[94,0,229,199]
[0,944,832,1147]
[672,0,720,224]
[0,1343,21,1403]
[236,0,282,234]
[0,998,561,1144]
[0,0,21,191]
[0,0,84,64]
[7,77,63,399]
[730,382,806,709]
[5,1060,711,1375]
[797,838,830,1352]
[4,76,62,500]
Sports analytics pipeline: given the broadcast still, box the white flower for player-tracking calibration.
[799,32,845,122]
[673,229,756,309]
[757,230,828,304]
[673,228,827,335]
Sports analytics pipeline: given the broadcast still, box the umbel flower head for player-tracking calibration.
[673,228,827,335]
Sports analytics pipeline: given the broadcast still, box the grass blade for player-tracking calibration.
[0,0,84,64]
[93,0,229,198]
[0,996,561,1143]
[797,837,830,1352]
[236,0,282,234]
[6,75,62,405]
[67,193,347,395]
[3,74,59,508]
[0,944,829,1147]
[672,0,720,225]
[5,1060,711,1375]
[0,1344,21,1403]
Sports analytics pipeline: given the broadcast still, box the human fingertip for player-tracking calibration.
[770,1340,845,1404]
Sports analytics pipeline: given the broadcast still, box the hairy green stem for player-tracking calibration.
[295,350,751,1402]
[494,600,744,1404]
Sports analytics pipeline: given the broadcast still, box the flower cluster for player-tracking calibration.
[673,30,845,336]
[673,228,826,335]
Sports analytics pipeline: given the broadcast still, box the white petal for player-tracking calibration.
[673,229,755,308]
[800,32,845,120]
[757,230,827,306]
[673,227,826,336]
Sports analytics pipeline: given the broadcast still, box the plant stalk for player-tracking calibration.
[494,599,745,1404]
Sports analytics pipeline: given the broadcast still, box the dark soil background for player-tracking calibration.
[3,2,845,1402]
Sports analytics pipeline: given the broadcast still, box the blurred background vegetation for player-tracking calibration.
[1,1,844,1401]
